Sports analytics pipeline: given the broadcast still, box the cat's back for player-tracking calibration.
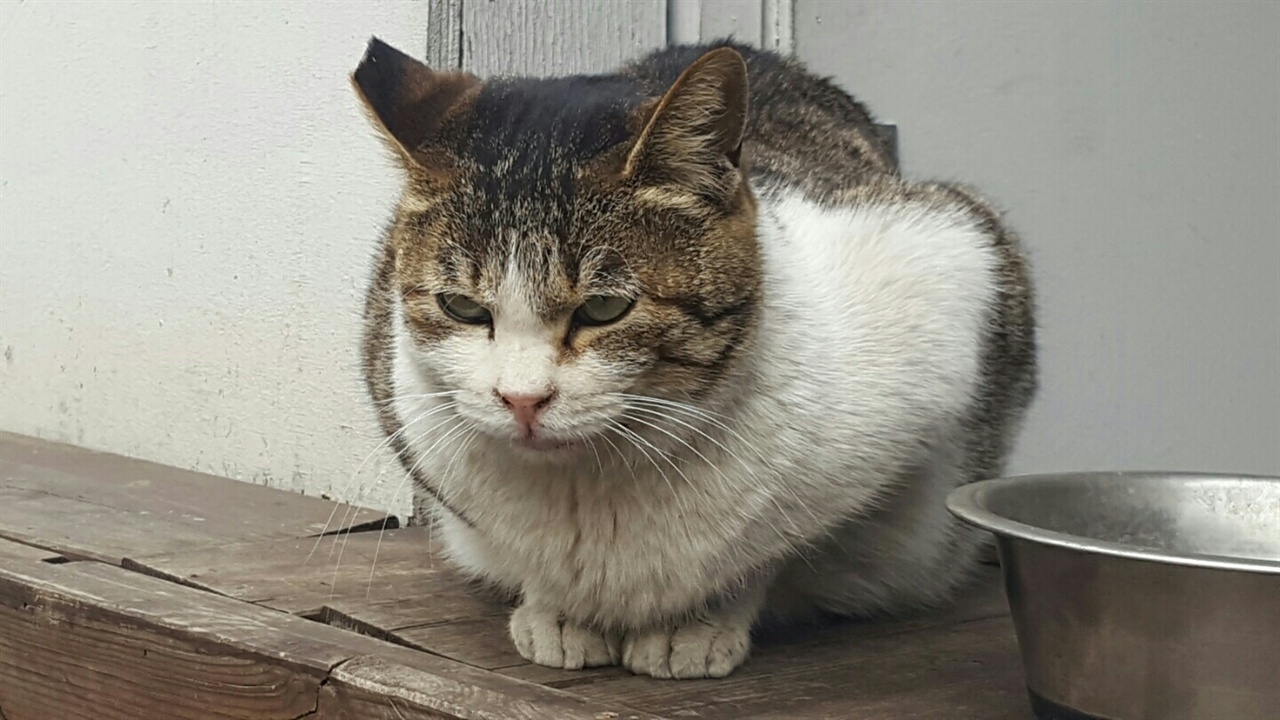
[627,42,899,198]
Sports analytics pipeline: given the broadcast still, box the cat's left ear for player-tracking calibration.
[351,37,479,170]
[623,47,748,199]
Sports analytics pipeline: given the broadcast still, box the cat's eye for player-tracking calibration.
[574,296,633,326]
[437,293,491,324]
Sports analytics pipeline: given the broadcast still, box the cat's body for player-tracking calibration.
[357,39,1036,678]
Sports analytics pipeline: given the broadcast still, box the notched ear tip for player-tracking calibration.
[359,35,410,66]
[353,36,429,103]
[351,37,459,168]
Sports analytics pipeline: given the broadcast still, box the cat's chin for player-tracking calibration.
[506,435,587,462]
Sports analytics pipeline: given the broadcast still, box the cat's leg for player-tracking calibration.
[509,598,621,669]
[438,516,618,669]
[621,577,768,679]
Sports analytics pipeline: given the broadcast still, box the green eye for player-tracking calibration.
[575,296,633,326]
[437,293,491,324]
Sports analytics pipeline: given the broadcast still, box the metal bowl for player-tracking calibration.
[947,472,1280,720]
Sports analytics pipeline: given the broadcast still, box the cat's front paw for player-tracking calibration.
[621,617,752,679]
[509,604,620,670]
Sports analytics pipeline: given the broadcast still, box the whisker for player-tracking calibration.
[326,407,458,581]
[632,404,819,534]
[622,407,815,559]
[366,421,477,598]
[323,402,460,561]
[607,421,715,548]
[337,415,467,601]
[585,433,604,477]
[597,430,637,484]
[369,389,461,407]
[307,400,459,564]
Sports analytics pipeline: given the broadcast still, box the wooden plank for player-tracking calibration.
[462,0,666,77]
[0,432,391,563]
[123,527,488,617]
[128,526,1021,719]
[0,537,64,565]
[700,0,763,46]
[126,528,561,674]
[0,562,338,720]
[551,570,1023,720]
[318,656,660,720]
[394,616,523,670]
[425,0,463,69]
[497,567,1008,692]
[0,558,664,720]
[564,616,1025,719]
[0,486,254,566]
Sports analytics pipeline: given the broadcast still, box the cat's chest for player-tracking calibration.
[433,451,746,618]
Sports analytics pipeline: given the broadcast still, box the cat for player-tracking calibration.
[354,36,1037,679]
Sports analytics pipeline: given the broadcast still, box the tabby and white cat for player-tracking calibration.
[354,37,1036,679]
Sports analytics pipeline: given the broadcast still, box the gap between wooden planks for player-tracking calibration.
[120,526,1030,719]
[0,538,659,720]
[0,433,1031,719]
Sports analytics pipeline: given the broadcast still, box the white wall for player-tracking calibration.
[0,0,668,519]
[795,0,1280,475]
[0,0,432,515]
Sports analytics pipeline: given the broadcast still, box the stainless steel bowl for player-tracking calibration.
[947,472,1280,720]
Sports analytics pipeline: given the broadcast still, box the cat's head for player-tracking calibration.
[354,38,761,459]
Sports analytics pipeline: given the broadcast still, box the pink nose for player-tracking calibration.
[498,391,554,431]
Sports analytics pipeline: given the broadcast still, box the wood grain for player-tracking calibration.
[425,0,463,69]
[0,538,63,565]
[0,563,331,720]
[462,0,666,77]
[572,615,1026,719]
[0,432,390,564]
[3,434,1030,718]
[320,656,660,720]
[0,558,662,720]
[700,0,764,46]
[123,527,488,617]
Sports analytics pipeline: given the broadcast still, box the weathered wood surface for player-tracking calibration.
[0,549,658,720]
[125,526,1026,718]
[462,0,666,77]
[123,529,489,619]
[0,432,391,564]
[1,434,1031,719]
[0,538,62,565]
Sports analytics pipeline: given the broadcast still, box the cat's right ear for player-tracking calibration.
[622,47,749,200]
[351,37,479,170]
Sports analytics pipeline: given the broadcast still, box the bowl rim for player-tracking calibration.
[946,471,1280,574]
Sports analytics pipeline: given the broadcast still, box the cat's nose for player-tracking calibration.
[497,390,555,431]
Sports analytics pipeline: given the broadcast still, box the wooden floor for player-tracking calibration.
[0,432,1033,719]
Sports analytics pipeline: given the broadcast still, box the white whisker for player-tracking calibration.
[324,402,460,562]
[307,399,459,564]
[330,412,463,600]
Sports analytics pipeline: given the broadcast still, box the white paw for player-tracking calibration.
[509,604,620,670]
[622,618,751,679]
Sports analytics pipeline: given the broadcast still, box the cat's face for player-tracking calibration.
[356,39,759,457]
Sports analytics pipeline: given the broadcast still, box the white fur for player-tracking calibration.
[391,190,999,676]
